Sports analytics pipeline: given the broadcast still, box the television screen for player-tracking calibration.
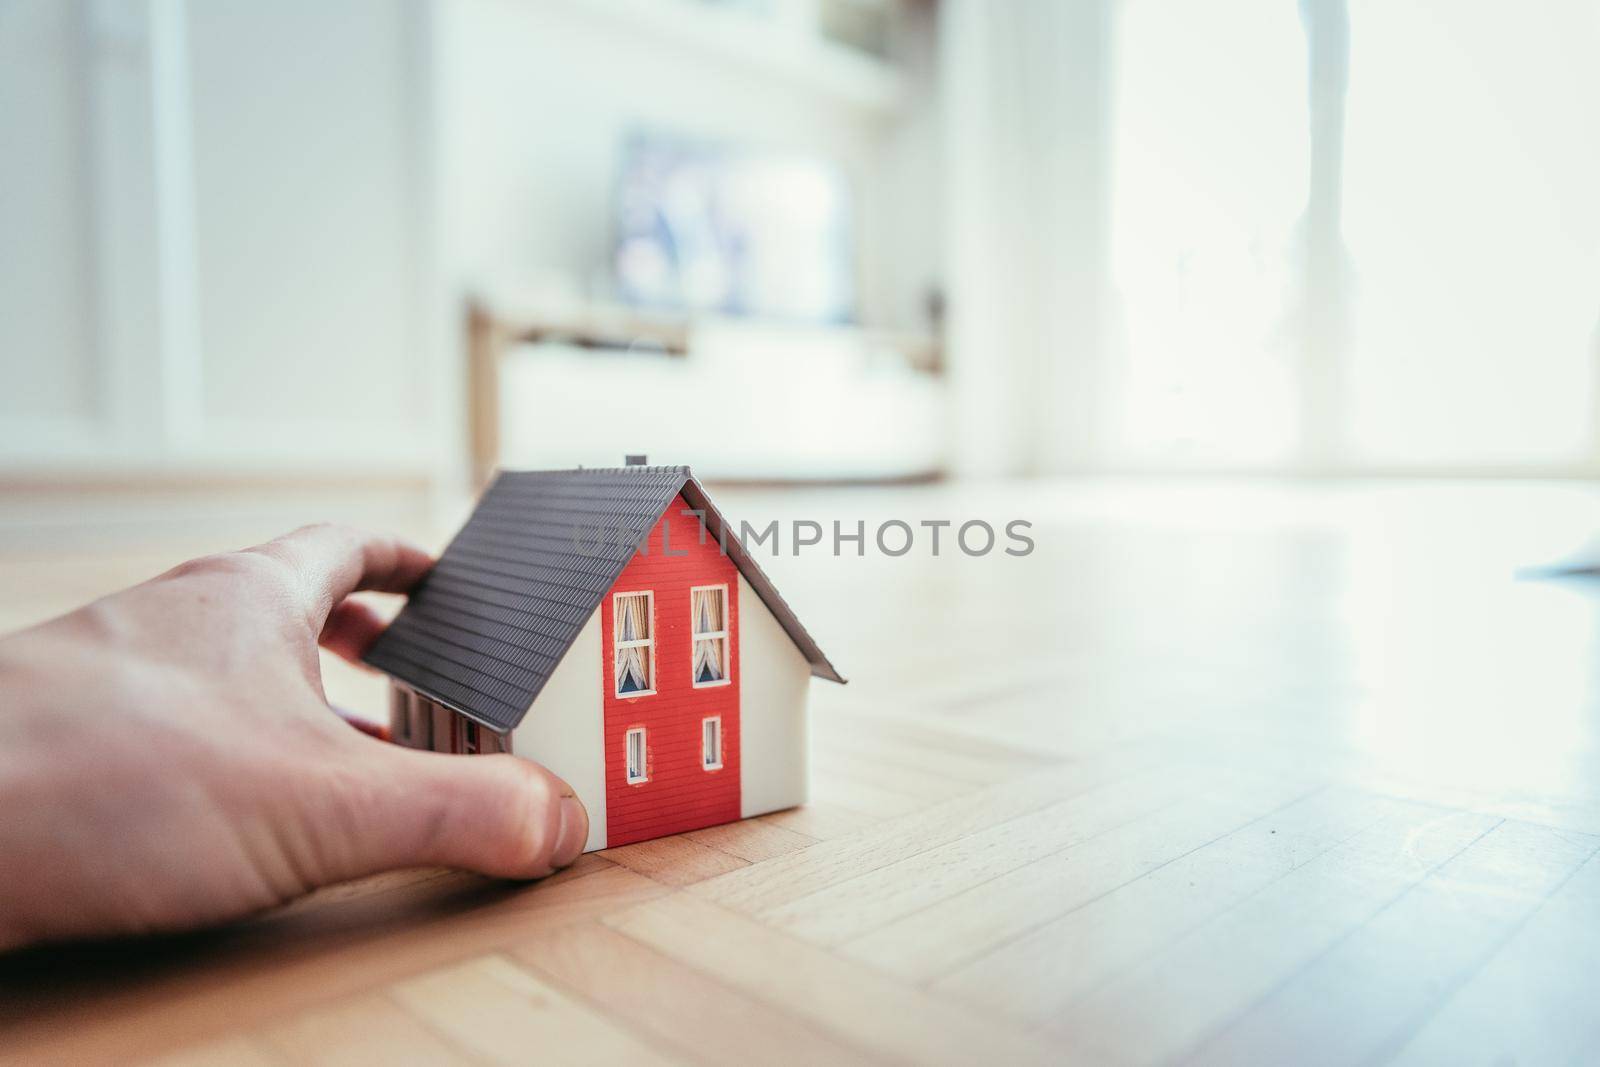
[614,132,856,324]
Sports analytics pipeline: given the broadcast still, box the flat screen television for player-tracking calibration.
[613,132,856,324]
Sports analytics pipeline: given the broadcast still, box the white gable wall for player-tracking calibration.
[509,612,607,853]
[737,573,812,818]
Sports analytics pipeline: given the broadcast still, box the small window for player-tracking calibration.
[626,727,648,784]
[614,592,655,696]
[463,720,479,754]
[691,585,729,687]
[702,716,723,770]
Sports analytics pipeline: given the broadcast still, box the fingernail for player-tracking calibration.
[552,793,588,868]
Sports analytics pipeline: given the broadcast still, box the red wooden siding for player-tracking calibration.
[601,496,741,847]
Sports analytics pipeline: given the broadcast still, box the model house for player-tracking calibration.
[364,461,844,851]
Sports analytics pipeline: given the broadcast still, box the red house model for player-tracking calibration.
[365,462,844,850]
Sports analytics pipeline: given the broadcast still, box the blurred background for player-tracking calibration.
[4,0,1597,545]
[4,0,1600,778]
[8,9,1600,1055]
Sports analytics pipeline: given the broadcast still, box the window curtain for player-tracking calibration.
[692,588,724,683]
[627,729,645,779]
[692,588,723,633]
[616,594,650,693]
[703,718,720,766]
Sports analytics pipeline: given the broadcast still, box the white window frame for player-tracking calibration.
[625,726,648,784]
[612,590,656,698]
[702,716,723,770]
[689,583,731,689]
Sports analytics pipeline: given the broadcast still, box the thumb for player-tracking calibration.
[310,745,590,884]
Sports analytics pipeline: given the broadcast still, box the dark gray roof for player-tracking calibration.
[365,465,844,733]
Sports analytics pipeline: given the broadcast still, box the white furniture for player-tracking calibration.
[492,315,946,482]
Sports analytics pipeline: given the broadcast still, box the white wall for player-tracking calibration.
[186,0,431,455]
[0,0,939,502]
[737,573,812,818]
[510,612,607,853]
[0,0,444,482]
[0,2,95,429]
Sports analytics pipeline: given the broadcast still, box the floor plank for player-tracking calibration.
[10,481,1600,1064]
[1186,819,1600,1067]
[683,819,819,863]
[389,955,679,1066]
[1385,846,1600,1065]
[690,760,1149,917]
[1039,808,1510,1064]
[261,994,469,1067]
[602,893,1058,1067]
[756,801,881,841]
[513,921,885,1067]
[0,865,667,1063]
[603,836,751,888]
[765,763,1221,947]
[138,1035,287,1067]
[837,769,1319,984]
[908,787,1422,1009]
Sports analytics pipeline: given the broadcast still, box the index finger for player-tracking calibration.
[253,523,434,633]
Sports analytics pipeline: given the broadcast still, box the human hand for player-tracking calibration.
[0,524,588,951]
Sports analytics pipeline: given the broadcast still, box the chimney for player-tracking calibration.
[624,454,648,466]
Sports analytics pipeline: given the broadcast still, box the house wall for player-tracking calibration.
[387,686,508,754]
[388,684,439,750]
[383,505,815,849]
[735,573,812,818]
[391,672,600,848]
[509,612,607,853]
[600,501,742,847]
